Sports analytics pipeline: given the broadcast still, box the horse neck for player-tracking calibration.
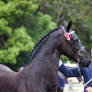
[28,40,60,75]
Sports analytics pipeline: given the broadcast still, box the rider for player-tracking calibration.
[57,60,68,92]
[59,60,92,92]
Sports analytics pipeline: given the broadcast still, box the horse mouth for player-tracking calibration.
[70,55,91,67]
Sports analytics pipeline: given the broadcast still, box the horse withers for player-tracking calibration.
[0,20,91,92]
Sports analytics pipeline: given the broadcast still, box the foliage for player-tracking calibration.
[0,0,56,70]
[0,0,92,70]
[0,26,34,64]
[39,0,92,61]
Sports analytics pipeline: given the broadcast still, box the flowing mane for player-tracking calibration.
[29,27,60,62]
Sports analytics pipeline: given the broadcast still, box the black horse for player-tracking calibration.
[0,20,91,92]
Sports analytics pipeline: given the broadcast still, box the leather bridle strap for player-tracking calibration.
[77,61,88,88]
[62,26,86,87]
[62,26,84,56]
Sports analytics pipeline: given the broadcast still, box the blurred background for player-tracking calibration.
[0,0,92,71]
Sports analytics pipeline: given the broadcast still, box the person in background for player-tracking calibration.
[58,72,67,92]
[58,75,66,92]
[59,60,92,92]
[58,60,68,92]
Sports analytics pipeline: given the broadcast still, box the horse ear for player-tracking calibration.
[67,20,72,32]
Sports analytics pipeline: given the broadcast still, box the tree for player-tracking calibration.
[0,0,92,69]
[39,0,92,60]
[0,0,56,70]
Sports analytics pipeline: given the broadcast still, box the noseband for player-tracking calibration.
[76,46,84,53]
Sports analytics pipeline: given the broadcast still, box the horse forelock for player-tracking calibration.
[28,27,60,63]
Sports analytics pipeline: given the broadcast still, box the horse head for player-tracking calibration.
[55,20,91,67]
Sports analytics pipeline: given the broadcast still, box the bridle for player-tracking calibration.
[62,26,85,84]
[62,26,84,60]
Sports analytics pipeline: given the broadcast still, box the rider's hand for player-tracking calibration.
[86,87,92,92]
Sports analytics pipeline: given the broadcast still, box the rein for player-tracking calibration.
[77,62,88,88]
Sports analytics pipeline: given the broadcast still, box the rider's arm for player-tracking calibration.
[59,64,80,77]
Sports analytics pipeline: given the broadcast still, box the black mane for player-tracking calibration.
[29,27,60,62]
